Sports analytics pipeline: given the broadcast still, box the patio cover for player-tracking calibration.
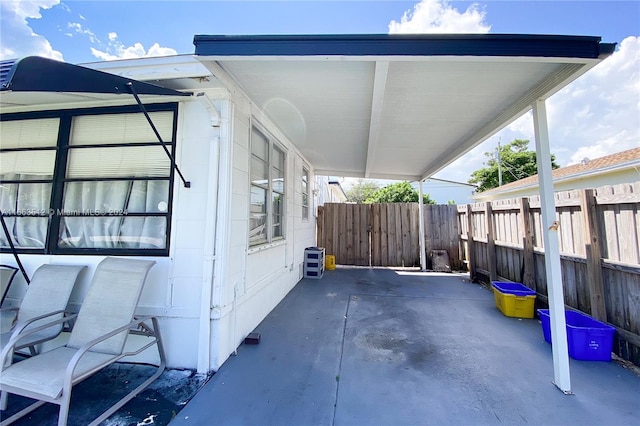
[193,33,616,394]
[193,34,614,181]
[0,56,190,111]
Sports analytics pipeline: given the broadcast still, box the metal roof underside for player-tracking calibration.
[194,34,615,181]
[0,56,190,111]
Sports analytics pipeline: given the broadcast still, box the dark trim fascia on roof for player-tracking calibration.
[194,34,616,59]
[1,56,191,97]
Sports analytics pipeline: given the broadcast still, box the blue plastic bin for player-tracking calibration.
[537,309,616,361]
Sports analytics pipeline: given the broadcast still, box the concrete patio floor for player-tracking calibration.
[1,267,638,425]
[171,267,639,426]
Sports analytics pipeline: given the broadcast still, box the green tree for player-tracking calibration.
[468,139,559,192]
[345,180,380,203]
[365,181,435,204]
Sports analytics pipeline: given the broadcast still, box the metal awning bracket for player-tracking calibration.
[125,82,191,188]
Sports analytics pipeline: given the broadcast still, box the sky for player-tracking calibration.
[1,0,639,186]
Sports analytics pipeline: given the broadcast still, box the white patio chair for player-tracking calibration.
[0,265,19,334]
[0,257,165,426]
[0,264,85,354]
[0,265,18,307]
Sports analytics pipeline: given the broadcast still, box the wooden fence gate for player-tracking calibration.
[317,203,460,268]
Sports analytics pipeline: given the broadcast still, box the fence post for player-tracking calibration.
[486,202,497,282]
[317,205,324,247]
[466,204,476,281]
[519,197,536,291]
[580,189,607,321]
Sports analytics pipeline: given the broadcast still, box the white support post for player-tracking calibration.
[418,180,427,271]
[532,99,572,394]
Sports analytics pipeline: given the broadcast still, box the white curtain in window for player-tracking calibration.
[60,180,168,249]
[0,175,17,248]
[60,181,130,248]
[0,118,58,249]
[119,180,168,248]
[0,174,51,248]
[15,179,50,248]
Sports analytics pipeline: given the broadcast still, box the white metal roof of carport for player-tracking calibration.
[193,33,616,395]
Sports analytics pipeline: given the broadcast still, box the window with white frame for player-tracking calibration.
[302,166,309,220]
[0,104,177,255]
[250,125,285,246]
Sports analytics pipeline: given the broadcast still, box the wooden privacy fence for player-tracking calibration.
[458,182,640,365]
[317,203,460,269]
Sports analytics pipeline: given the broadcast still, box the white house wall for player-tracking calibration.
[208,93,317,370]
[0,97,220,369]
[1,72,318,374]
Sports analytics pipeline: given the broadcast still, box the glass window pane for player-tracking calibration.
[58,216,166,249]
[250,185,267,245]
[67,146,171,178]
[63,180,169,214]
[251,156,268,185]
[272,192,283,238]
[0,180,51,214]
[273,177,284,194]
[118,217,167,249]
[302,172,308,194]
[127,180,170,213]
[273,146,284,171]
[0,217,48,248]
[0,118,59,149]
[70,112,173,145]
[0,151,56,176]
[272,146,285,193]
[63,181,130,214]
[251,129,268,159]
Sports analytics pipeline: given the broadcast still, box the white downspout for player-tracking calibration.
[418,180,427,271]
[533,99,571,394]
[196,96,226,374]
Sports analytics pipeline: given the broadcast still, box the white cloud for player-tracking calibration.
[388,0,490,34]
[435,37,639,182]
[547,36,640,166]
[90,33,177,61]
[0,0,63,60]
[67,21,98,43]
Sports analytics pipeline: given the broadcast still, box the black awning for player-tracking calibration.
[0,56,190,97]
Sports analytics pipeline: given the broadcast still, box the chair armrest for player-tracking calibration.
[10,309,71,336]
[0,312,78,369]
[64,315,159,387]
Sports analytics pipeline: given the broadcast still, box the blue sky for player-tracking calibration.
[1,0,639,186]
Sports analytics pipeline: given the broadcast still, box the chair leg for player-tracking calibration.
[0,390,7,410]
[57,391,72,426]
[88,318,166,426]
[58,405,69,426]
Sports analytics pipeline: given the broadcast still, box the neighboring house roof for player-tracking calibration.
[474,147,640,200]
[327,180,348,202]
